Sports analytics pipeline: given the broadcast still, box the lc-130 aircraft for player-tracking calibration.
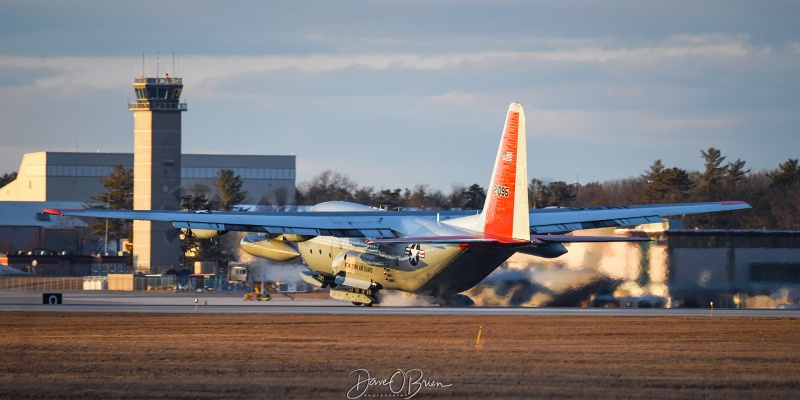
[45,103,750,306]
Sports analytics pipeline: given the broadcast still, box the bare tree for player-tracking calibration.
[295,170,357,205]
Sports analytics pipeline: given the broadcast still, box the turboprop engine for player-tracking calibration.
[240,234,301,261]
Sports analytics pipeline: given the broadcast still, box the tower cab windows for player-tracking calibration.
[133,84,182,101]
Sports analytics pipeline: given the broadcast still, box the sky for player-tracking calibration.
[1,0,798,193]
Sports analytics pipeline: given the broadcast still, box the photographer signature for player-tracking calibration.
[347,368,453,399]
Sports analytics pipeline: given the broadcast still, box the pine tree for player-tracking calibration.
[462,184,486,210]
[663,167,694,202]
[642,160,669,203]
[697,148,728,201]
[87,165,133,254]
[215,169,247,211]
[723,158,750,195]
[0,171,17,188]
[373,188,403,210]
[543,181,578,206]
[767,159,800,187]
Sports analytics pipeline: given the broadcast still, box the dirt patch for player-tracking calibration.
[2,313,799,399]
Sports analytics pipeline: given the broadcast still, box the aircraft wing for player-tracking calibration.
[41,208,439,238]
[528,201,750,234]
[44,200,749,239]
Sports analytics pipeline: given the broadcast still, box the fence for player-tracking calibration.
[0,277,84,291]
[134,275,177,291]
[0,275,247,292]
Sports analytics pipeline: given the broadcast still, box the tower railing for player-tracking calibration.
[134,77,183,85]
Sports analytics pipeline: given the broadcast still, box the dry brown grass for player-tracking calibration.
[1,313,799,399]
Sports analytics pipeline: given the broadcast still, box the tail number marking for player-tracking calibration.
[493,185,509,197]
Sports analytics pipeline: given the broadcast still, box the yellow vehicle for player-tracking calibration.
[243,281,272,301]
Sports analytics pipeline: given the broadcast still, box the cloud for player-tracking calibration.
[0,21,798,189]
[0,33,764,95]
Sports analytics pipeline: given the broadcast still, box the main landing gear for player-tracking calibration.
[329,287,379,306]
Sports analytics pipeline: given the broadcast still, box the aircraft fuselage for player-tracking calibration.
[297,236,513,298]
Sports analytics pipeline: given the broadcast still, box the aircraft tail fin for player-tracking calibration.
[476,102,530,241]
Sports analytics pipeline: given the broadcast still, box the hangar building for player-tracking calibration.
[0,151,295,205]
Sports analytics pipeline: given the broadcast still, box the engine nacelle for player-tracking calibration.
[240,234,300,261]
[191,229,226,239]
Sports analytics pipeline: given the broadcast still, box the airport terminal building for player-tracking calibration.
[0,151,295,206]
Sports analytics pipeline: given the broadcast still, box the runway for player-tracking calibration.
[2,290,799,316]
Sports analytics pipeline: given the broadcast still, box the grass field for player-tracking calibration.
[2,313,799,399]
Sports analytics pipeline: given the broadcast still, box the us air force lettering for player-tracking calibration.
[44,103,750,306]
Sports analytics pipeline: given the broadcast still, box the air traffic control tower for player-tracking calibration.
[129,74,186,273]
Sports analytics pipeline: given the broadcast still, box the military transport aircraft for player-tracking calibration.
[44,103,750,306]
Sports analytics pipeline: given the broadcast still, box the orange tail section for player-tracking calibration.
[477,102,530,241]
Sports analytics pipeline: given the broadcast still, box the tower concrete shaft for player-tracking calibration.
[129,76,187,274]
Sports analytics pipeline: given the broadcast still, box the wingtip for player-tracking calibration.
[720,201,752,208]
[42,209,64,216]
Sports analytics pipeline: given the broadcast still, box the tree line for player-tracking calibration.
[295,149,800,230]
[294,170,489,211]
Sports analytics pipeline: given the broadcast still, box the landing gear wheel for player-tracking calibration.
[352,301,364,306]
